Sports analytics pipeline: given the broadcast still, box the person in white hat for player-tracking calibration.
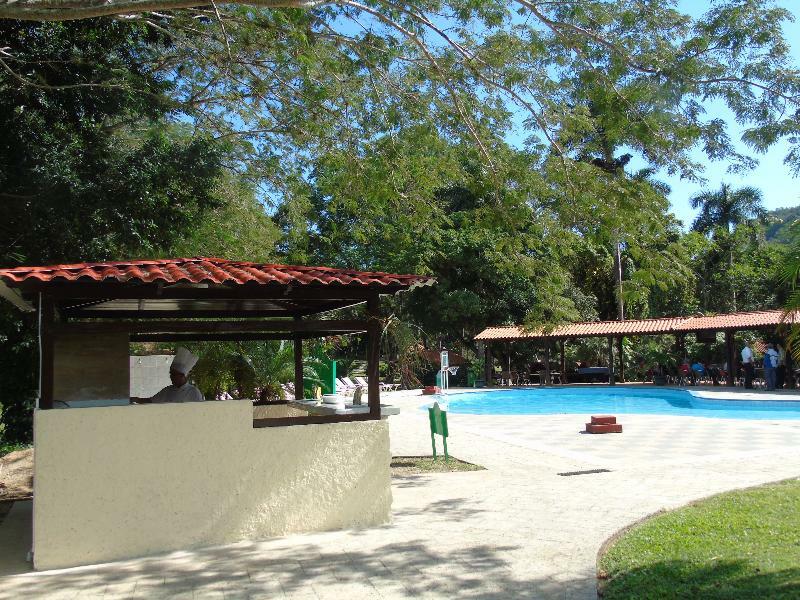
[150,347,205,403]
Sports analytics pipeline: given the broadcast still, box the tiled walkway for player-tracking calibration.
[2,389,799,599]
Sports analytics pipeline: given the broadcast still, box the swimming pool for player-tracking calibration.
[435,387,800,420]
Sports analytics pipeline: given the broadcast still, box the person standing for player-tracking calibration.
[149,347,205,403]
[741,341,754,389]
[763,343,779,391]
[776,343,787,389]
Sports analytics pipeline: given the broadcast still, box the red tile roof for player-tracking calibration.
[475,310,795,341]
[675,310,796,331]
[0,257,435,289]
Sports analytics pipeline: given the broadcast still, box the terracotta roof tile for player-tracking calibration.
[475,310,794,341]
[0,257,435,290]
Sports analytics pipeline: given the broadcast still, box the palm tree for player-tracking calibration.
[190,340,324,400]
[690,183,766,311]
[690,183,766,234]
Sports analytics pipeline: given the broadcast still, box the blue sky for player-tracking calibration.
[663,0,800,226]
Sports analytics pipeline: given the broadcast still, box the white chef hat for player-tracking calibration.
[171,347,199,376]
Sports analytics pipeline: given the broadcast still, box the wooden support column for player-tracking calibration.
[617,337,625,383]
[608,336,615,385]
[786,344,795,389]
[484,343,492,387]
[675,334,686,360]
[544,343,551,385]
[293,317,304,400]
[725,330,736,387]
[560,340,567,384]
[366,293,381,419]
[39,293,55,410]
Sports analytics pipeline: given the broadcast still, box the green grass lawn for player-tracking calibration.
[598,479,800,599]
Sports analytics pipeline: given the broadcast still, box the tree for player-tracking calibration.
[2,2,799,196]
[0,19,232,445]
[682,224,781,314]
[690,183,767,235]
[689,183,768,310]
[0,19,227,266]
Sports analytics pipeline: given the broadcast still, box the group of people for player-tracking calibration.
[649,340,789,391]
[740,341,786,390]
[675,359,724,386]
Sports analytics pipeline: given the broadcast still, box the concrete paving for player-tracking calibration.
[1,388,799,599]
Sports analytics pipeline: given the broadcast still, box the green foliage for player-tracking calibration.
[0,19,230,445]
[0,19,226,265]
[1,4,800,438]
[168,175,281,262]
[683,224,783,313]
[0,308,37,445]
[599,479,800,599]
[188,340,325,400]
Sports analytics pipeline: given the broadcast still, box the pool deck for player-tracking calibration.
[1,387,799,599]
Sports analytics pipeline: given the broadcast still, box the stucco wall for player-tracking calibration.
[33,401,391,570]
[54,332,130,407]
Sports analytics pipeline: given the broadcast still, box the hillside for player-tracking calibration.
[765,206,800,243]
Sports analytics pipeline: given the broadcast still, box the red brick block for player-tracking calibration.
[585,423,623,434]
[590,415,617,425]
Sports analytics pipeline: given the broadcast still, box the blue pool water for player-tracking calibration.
[434,387,800,420]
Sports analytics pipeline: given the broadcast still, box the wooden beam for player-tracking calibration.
[16,281,405,301]
[560,340,566,384]
[294,318,304,401]
[0,280,34,312]
[617,337,625,383]
[39,294,56,409]
[253,413,379,428]
[366,292,381,419]
[608,336,615,385]
[484,343,492,387]
[63,309,297,319]
[725,330,736,386]
[55,319,368,335]
[130,331,354,342]
[544,343,551,385]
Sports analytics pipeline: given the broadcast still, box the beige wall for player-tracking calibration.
[54,332,129,407]
[33,401,391,570]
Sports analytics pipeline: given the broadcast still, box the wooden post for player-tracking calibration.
[608,336,615,385]
[484,343,492,387]
[544,343,551,385]
[366,293,381,419]
[39,293,55,410]
[786,342,795,389]
[560,339,566,384]
[294,317,304,400]
[617,337,625,383]
[725,330,736,387]
[676,334,685,360]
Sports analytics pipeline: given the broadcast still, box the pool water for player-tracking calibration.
[435,387,800,420]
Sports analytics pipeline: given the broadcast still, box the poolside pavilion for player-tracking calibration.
[0,257,434,570]
[476,309,798,387]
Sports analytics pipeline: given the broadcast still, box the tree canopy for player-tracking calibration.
[2,2,800,443]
